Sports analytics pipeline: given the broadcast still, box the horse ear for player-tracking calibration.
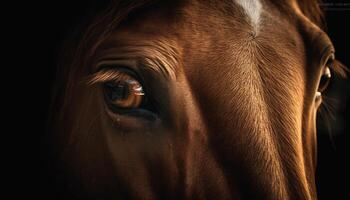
[296,0,326,29]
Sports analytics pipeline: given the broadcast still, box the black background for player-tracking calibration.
[314,7,350,200]
[13,1,349,199]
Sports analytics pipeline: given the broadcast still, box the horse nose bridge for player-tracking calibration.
[185,54,312,198]
[166,73,242,198]
[199,76,317,199]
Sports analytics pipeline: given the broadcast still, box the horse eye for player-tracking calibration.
[104,75,145,109]
[318,66,332,93]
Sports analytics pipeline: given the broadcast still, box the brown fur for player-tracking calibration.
[50,0,338,199]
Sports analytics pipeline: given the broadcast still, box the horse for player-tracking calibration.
[49,0,345,199]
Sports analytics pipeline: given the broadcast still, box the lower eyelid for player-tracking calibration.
[105,101,159,120]
[120,109,158,122]
[105,106,161,130]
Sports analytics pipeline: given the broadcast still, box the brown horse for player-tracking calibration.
[50,0,345,199]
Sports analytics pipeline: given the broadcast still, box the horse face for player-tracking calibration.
[53,1,335,199]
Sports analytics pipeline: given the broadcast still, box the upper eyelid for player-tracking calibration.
[312,31,336,66]
[93,59,139,73]
[320,45,335,68]
[86,59,142,85]
[92,44,177,80]
[87,69,130,85]
[320,43,335,57]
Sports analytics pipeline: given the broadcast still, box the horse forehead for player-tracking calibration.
[234,0,263,32]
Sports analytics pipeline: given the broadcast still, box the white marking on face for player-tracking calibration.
[235,0,262,33]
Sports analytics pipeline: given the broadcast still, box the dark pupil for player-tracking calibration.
[105,82,129,101]
[319,74,330,91]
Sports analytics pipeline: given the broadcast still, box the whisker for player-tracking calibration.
[318,95,341,149]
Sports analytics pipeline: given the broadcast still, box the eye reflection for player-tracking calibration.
[318,66,332,93]
[104,74,145,109]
